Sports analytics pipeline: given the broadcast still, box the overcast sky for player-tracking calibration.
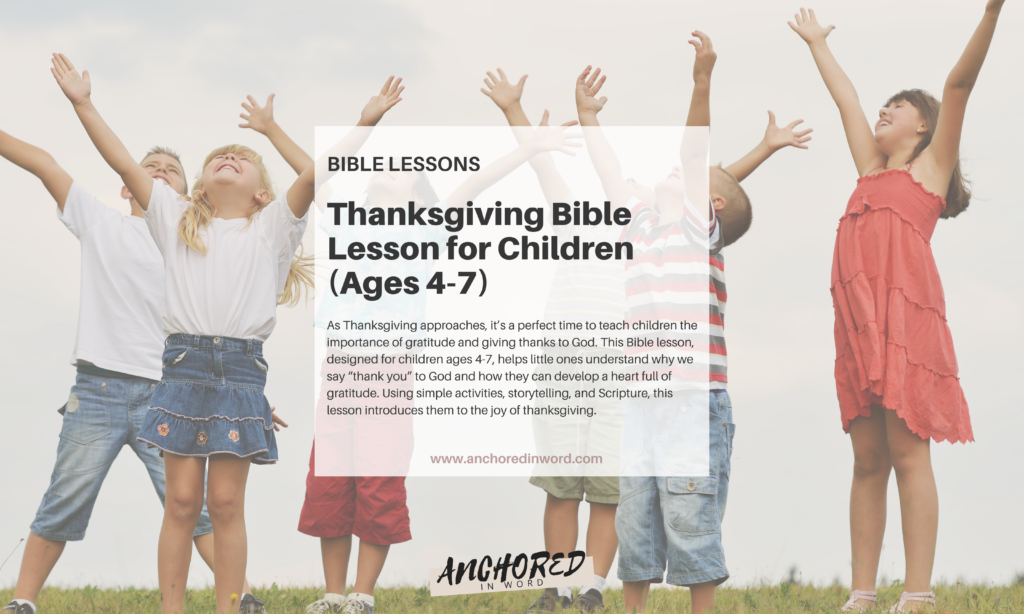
[1,0,1021,591]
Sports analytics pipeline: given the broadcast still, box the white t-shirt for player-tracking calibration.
[543,194,627,342]
[144,179,308,340]
[58,181,166,380]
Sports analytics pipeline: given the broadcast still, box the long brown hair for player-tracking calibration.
[884,89,971,218]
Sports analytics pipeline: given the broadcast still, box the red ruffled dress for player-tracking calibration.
[831,167,973,443]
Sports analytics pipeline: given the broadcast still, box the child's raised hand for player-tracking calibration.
[575,66,608,116]
[50,53,91,106]
[986,0,1005,13]
[359,76,404,127]
[788,8,834,45]
[689,31,717,83]
[763,110,813,151]
[535,109,580,140]
[538,109,578,130]
[532,113,583,156]
[481,68,527,112]
[239,94,276,134]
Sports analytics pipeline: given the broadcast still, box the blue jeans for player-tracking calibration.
[616,390,735,587]
[31,372,213,541]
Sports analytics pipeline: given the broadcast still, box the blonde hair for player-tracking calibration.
[141,146,187,194]
[179,144,313,306]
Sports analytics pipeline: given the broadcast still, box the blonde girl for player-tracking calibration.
[51,53,315,614]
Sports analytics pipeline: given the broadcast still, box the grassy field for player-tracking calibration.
[2,583,1022,613]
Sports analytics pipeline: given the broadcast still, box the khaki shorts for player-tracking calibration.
[530,475,620,504]
[530,347,624,478]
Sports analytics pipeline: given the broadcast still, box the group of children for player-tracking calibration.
[490,32,805,613]
[0,1,1006,613]
[0,61,399,614]
[489,2,1003,612]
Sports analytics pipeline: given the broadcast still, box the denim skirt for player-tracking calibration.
[137,334,278,464]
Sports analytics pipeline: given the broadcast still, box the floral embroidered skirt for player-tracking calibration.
[138,334,278,464]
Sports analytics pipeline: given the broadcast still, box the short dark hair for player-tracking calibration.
[412,171,439,207]
[140,146,187,194]
[713,165,751,246]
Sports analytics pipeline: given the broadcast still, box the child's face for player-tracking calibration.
[874,100,926,153]
[203,151,263,196]
[653,166,686,202]
[647,166,729,217]
[141,153,186,194]
[367,170,419,207]
[653,166,727,201]
[625,177,656,206]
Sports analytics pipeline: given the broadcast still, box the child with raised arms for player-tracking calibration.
[238,80,410,614]
[789,2,1005,611]
[239,82,580,614]
[577,31,810,614]
[0,128,266,613]
[482,67,622,614]
[51,52,313,614]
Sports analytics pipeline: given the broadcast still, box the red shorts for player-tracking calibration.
[313,350,414,476]
[297,442,411,545]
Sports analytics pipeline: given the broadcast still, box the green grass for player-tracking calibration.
[2,583,1021,613]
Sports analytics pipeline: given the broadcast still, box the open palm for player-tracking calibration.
[239,94,275,133]
[764,111,813,151]
[50,53,91,106]
[575,66,607,115]
[533,112,582,156]
[788,8,834,45]
[481,68,526,111]
[360,76,404,127]
[534,109,580,152]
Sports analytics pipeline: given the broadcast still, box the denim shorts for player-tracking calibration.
[31,372,213,541]
[615,390,735,587]
[137,334,278,464]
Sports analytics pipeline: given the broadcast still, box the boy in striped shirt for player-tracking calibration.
[577,32,811,613]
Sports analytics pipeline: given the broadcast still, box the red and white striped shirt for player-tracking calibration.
[622,197,727,389]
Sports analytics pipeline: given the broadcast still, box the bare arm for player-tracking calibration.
[789,9,885,176]
[240,94,314,175]
[481,68,574,205]
[447,127,580,208]
[680,31,717,214]
[576,66,635,208]
[684,31,715,129]
[926,0,1004,178]
[512,110,578,205]
[0,129,73,209]
[314,76,404,197]
[287,163,315,219]
[724,111,812,182]
[50,54,154,208]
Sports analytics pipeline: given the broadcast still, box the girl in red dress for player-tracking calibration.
[790,2,1006,611]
